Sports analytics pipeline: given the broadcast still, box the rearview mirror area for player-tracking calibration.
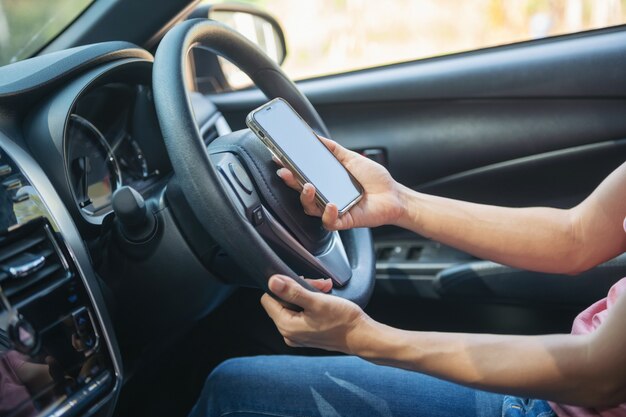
[211,7,286,65]
[187,3,287,92]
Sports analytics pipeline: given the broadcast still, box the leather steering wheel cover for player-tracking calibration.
[152,19,374,307]
[183,19,329,136]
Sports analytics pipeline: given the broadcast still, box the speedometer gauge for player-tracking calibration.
[111,132,150,180]
[66,114,122,216]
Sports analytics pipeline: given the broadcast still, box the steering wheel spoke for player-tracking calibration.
[258,207,352,286]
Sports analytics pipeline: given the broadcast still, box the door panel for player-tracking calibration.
[316,100,626,197]
[417,138,626,208]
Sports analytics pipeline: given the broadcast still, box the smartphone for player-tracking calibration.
[246,98,363,215]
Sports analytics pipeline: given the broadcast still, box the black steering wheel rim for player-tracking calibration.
[152,18,375,307]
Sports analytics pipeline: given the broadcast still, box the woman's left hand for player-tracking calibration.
[261,275,371,353]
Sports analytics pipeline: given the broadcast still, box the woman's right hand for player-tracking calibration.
[276,136,405,231]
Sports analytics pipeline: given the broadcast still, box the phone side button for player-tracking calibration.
[251,206,264,226]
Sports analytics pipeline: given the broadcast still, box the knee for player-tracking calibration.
[191,355,311,417]
[205,357,252,397]
[190,358,247,417]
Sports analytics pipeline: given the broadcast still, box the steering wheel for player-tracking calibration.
[152,19,375,308]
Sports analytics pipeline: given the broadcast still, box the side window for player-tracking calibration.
[208,0,626,90]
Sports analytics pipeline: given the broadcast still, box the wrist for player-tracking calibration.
[347,318,425,371]
[393,184,422,230]
[346,315,392,360]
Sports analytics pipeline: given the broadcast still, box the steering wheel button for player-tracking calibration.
[251,206,264,226]
[228,162,253,194]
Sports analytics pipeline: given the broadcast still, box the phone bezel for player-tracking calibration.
[246,98,363,215]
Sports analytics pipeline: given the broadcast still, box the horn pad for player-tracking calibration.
[209,129,331,255]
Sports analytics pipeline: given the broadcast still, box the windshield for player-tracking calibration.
[0,0,94,66]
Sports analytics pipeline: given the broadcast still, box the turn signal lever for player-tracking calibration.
[112,186,156,243]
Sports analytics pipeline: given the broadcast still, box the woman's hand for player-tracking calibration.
[261,275,372,353]
[276,137,405,230]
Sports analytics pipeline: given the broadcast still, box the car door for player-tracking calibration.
[199,2,626,335]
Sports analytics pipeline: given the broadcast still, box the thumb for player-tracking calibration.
[268,275,319,310]
[318,136,354,164]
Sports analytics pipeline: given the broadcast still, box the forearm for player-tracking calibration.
[395,185,584,274]
[350,319,605,406]
[392,161,626,273]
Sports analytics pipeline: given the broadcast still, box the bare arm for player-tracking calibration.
[397,161,626,273]
[262,275,626,408]
[280,138,626,274]
[352,289,626,407]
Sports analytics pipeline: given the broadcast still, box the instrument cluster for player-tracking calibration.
[65,84,167,219]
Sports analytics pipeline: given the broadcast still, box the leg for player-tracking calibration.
[189,355,504,417]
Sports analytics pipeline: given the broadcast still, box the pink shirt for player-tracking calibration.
[549,277,626,417]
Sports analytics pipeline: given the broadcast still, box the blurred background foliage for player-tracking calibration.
[210,0,626,84]
[0,0,92,65]
[0,0,624,80]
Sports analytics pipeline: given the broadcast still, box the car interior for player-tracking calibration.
[0,1,625,416]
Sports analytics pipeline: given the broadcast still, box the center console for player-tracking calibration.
[0,144,117,417]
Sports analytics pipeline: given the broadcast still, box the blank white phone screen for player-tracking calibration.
[254,100,361,210]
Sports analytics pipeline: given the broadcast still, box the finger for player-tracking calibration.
[318,136,358,164]
[300,183,323,216]
[301,184,324,217]
[268,275,320,311]
[260,292,296,323]
[277,168,302,191]
[321,203,342,230]
[305,278,333,293]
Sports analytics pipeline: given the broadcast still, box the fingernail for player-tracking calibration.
[276,169,284,178]
[269,275,286,293]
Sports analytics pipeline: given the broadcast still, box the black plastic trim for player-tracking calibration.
[0,42,152,102]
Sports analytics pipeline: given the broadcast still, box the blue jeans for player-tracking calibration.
[189,355,557,417]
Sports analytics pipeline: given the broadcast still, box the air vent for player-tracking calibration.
[0,219,72,307]
[202,124,219,146]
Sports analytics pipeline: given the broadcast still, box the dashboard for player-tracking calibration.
[0,43,232,417]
